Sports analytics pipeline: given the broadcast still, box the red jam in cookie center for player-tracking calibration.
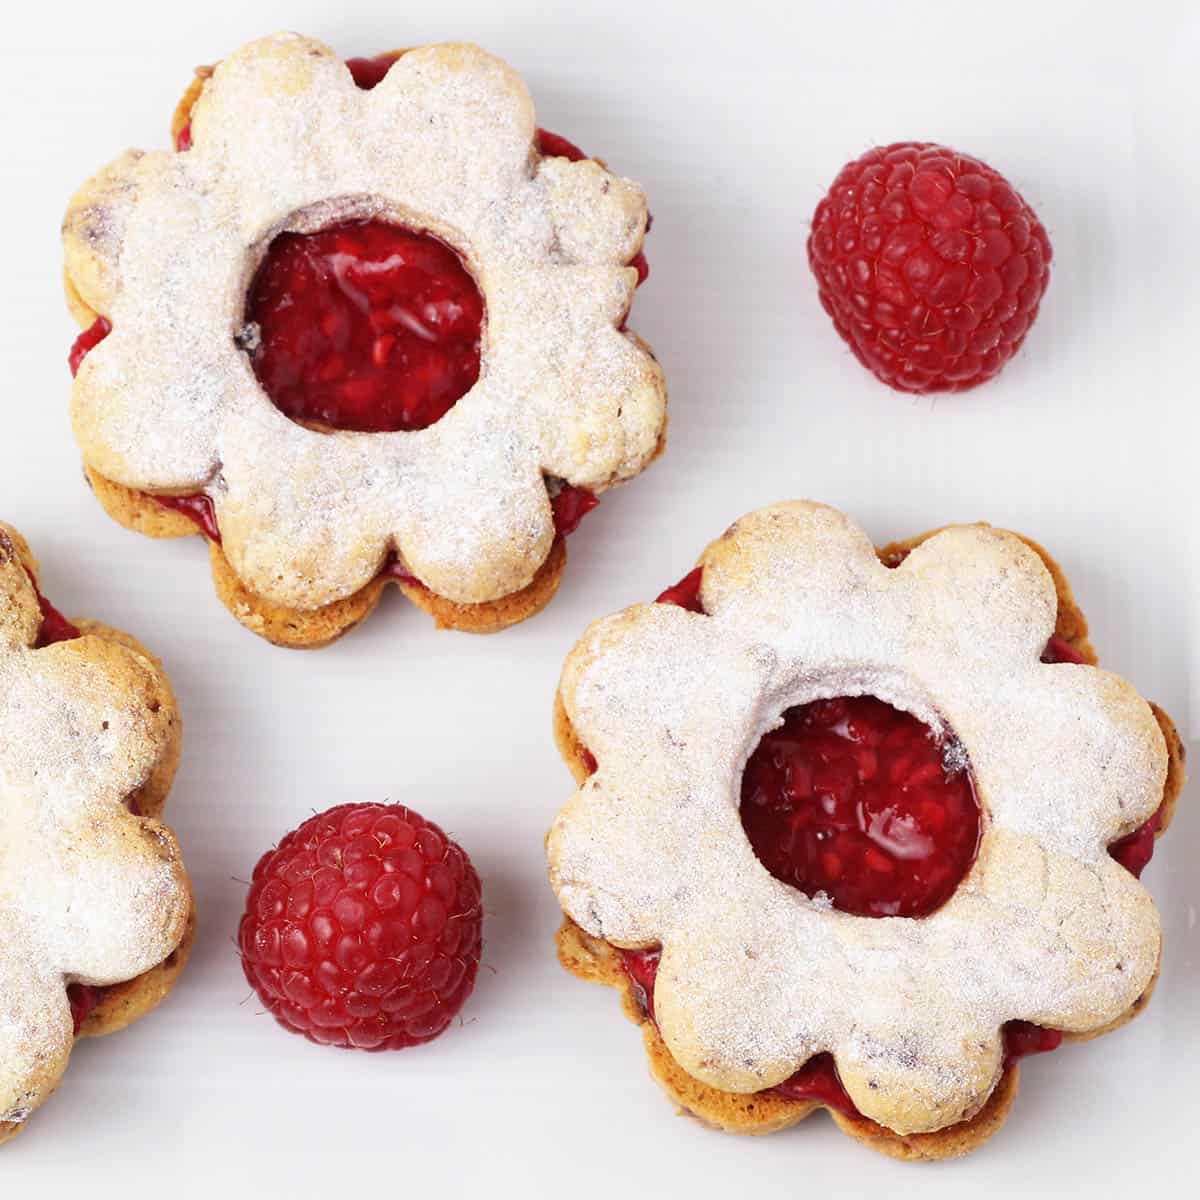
[245,221,484,434]
[740,696,981,919]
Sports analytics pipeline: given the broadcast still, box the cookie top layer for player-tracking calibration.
[547,501,1167,1136]
[63,34,666,611]
[0,526,190,1125]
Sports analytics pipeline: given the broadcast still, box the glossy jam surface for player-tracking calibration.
[1041,634,1086,665]
[656,567,704,612]
[246,221,484,434]
[83,53,644,549]
[742,696,980,918]
[550,486,599,536]
[155,493,222,543]
[68,317,111,377]
[1002,1020,1063,1066]
[33,592,81,648]
[68,985,99,1033]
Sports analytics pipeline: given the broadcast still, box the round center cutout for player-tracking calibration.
[245,220,483,433]
[740,696,980,918]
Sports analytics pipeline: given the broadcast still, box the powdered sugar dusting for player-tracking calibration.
[547,502,1167,1136]
[63,34,666,610]
[0,527,190,1125]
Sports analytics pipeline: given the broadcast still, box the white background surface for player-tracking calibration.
[1,1,1196,1195]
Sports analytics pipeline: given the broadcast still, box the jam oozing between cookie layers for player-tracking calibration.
[69,52,657,552]
[619,946,1062,1120]
[583,564,1167,1119]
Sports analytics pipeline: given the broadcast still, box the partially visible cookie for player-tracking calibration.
[0,523,194,1145]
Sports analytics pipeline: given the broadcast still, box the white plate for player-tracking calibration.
[1,2,1195,1195]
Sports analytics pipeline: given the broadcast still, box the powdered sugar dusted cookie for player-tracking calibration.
[547,501,1183,1157]
[63,35,666,647]
[0,524,192,1143]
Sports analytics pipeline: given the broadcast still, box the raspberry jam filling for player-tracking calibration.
[741,695,980,919]
[651,567,1164,881]
[155,494,222,543]
[344,54,398,90]
[245,220,484,435]
[68,316,111,376]
[33,589,81,649]
[550,486,600,536]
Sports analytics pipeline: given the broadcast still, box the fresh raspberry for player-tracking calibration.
[239,803,483,1051]
[808,142,1052,393]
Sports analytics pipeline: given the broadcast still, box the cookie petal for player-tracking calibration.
[539,157,648,266]
[62,150,144,318]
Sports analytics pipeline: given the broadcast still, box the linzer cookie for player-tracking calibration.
[63,34,666,648]
[0,524,194,1145]
[547,502,1183,1160]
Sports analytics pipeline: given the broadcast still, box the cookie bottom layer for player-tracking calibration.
[550,524,1185,1160]
[0,533,195,1147]
[84,467,568,648]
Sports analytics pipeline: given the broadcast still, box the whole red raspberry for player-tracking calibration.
[808,142,1052,393]
[239,803,483,1051]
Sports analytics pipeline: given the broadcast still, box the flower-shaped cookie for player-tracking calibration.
[0,526,191,1139]
[547,502,1174,1144]
[62,33,666,645]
